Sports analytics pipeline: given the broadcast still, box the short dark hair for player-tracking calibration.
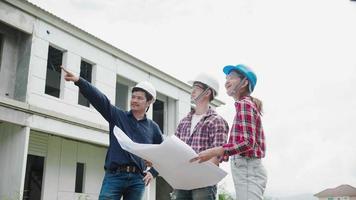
[208,89,214,102]
[132,87,153,102]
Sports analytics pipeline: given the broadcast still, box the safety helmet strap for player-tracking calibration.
[191,87,211,104]
[230,77,247,96]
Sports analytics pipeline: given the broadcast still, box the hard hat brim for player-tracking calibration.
[223,65,242,75]
[187,80,194,86]
[187,80,218,97]
[223,64,256,92]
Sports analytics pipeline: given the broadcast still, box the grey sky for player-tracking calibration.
[28,0,356,197]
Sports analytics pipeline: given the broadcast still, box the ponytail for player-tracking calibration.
[238,78,263,114]
[251,96,263,114]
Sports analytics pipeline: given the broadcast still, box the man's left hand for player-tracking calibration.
[143,171,153,186]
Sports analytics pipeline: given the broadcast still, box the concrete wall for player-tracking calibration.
[0,21,20,98]
[27,18,191,129]
[14,31,32,102]
[0,2,193,200]
[0,123,30,199]
[0,21,31,101]
[0,0,34,101]
[39,133,106,200]
[0,1,35,34]
[0,0,192,130]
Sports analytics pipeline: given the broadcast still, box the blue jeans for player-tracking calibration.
[171,185,217,200]
[99,171,145,200]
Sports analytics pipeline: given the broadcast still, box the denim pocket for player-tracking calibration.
[233,157,247,168]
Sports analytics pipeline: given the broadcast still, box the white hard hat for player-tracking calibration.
[133,81,156,103]
[188,73,220,97]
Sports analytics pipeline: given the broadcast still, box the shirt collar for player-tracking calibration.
[188,107,217,119]
[128,110,147,121]
[234,96,259,111]
[234,96,250,104]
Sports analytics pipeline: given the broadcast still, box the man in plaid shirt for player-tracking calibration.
[191,64,267,200]
[171,73,229,200]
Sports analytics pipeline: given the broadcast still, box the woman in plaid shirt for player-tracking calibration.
[191,64,267,200]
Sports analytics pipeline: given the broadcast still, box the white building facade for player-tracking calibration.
[0,0,224,199]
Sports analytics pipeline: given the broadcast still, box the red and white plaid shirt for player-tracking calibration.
[176,108,229,154]
[222,96,266,159]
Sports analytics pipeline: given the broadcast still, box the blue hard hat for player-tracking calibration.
[223,64,257,93]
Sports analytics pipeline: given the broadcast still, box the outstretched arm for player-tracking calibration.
[61,66,118,123]
[61,66,79,82]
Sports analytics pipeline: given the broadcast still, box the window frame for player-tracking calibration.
[78,59,94,107]
[115,75,135,110]
[24,154,45,199]
[45,45,65,98]
[153,93,169,134]
[75,162,86,193]
[0,33,3,71]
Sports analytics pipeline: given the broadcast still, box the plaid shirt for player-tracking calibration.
[222,96,266,159]
[175,108,229,154]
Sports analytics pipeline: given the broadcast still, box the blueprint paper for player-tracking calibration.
[113,126,227,190]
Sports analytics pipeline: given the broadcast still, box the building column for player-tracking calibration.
[0,123,30,199]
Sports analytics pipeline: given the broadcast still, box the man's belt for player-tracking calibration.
[108,165,140,173]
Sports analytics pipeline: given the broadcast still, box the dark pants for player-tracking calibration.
[171,185,217,200]
[99,171,145,200]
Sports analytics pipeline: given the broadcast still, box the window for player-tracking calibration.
[153,99,165,132]
[156,177,173,200]
[115,82,129,110]
[75,162,85,193]
[154,97,175,200]
[45,46,63,98]
[0,34,3,70]
[115,76,135,110]
[23,155,45,200]
[78,60,92,107]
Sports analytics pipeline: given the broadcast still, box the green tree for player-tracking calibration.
[218,183,235,200]
[219,192,234,200]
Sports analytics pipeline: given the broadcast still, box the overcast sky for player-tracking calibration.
[28,0,356,198]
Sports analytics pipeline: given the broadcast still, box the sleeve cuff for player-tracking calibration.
[74,77,84,86]
[221,146,231,162]
[148,167,159,177]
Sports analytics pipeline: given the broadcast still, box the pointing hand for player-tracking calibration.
[61,66,79,82]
